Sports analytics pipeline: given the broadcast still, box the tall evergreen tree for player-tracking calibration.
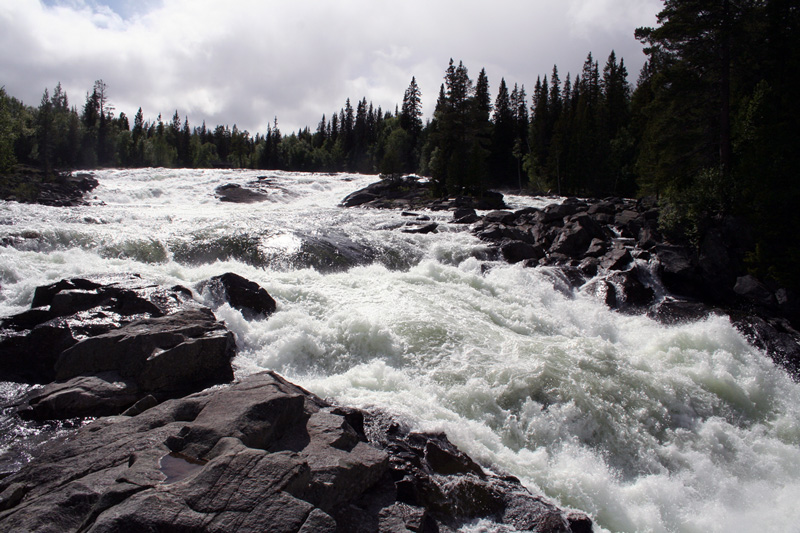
[490,78,516,186]
[400,76,423,137]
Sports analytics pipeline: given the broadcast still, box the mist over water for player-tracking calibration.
[2,169,799,533]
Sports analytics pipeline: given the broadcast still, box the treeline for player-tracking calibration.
[0,80,416,176]
[1,0,798,286]
[0,51,635,196]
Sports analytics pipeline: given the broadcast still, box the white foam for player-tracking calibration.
[2,169,799,533]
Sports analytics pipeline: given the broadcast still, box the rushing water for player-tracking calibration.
[1,168,799,533]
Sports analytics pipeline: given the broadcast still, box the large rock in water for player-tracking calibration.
[198,272,277,319]
[215,183,270,203]
[17,307,236,421]
[0,273,278,420]
[0,275,197,384]
[0,372,590,533]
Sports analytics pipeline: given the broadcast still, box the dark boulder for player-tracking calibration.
[401,222,438,234]
[586,200,617,216]
[653,245,703,298]
[215,183,270,203]
[54,307,235,395]
[648,299,711,325]
[198,272,277,319]
[19,307,236,421]
[477,224,505,242]
[452,207,479,224]
[470,191,507,210]
[614,210,642,238]
[483,210,517,225]
[19,373,141,421]
[585,238,609,258]
[583,279,618,308]
[0,320,77,383]
[549,214,604,258]
[501,241,546,264]
[364,412,588,531]
[341,178,507,211]
[607,270,655,310]
[733,316,800,375]
[341,191,378,207]
[600,246,633,271]
[0,276,196,384]
[734,275,776,308]
[542,201,584,223]
[340,176,433,209]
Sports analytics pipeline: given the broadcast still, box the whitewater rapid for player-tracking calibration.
[1,169,799,533]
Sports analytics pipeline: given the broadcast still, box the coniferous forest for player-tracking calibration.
[1,0,798,287]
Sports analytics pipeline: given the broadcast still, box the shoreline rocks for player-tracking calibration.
[0,274,246,419]
[0,371,590,532]
[0,166,98,206]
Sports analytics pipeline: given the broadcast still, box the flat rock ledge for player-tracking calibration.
[0,371,591,533]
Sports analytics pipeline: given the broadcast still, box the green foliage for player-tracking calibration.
[0,87,17,172]
[634,0,800,288]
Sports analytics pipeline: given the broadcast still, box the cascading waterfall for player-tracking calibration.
[1,168,799,533]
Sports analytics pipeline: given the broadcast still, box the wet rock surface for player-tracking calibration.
[341,175,506,211]
[0,167,98,206]
[0,274,199,384]
[0,273,271,419]
[0,371,589,533]
[197,272,277,319]
[215,183,271,203]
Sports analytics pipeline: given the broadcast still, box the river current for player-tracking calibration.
[1,169,799,532]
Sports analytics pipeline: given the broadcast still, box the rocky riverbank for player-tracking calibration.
[0,166,98,206]
[342,178,800,376]
[0,274,591,532]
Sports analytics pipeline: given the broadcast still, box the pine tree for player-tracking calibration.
[489,78,516,186]
[400,76,423,136]
[37,88,54,174]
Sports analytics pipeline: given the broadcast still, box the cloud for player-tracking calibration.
[1,0,661,135]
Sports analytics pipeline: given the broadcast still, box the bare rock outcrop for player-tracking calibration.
[0,371,591,533]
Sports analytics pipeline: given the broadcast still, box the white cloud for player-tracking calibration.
[0,0,661,135]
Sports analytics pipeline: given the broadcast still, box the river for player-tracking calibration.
[1,168,799,533]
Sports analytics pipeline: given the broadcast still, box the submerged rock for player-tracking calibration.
[215,183,270,203]
[0,371,590,533]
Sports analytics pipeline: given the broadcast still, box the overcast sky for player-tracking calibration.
[1,0,663,135]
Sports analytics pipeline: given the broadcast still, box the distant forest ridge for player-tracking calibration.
[0,51,631,196]
[1,0,799,287]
